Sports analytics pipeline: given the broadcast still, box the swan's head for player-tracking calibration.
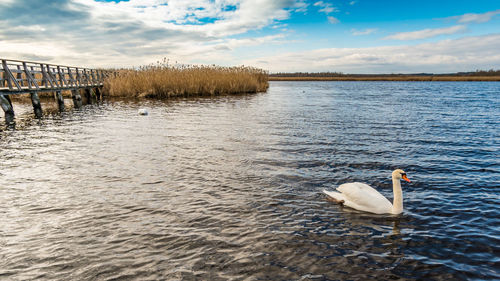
[392,169,411,182]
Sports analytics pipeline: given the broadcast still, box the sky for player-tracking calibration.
[0,0,499,73]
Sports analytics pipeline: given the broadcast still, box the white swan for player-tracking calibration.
[323,169,411,215]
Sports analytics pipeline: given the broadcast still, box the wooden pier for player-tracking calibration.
[0,58,112,123]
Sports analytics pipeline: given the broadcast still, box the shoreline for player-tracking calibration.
[268,76,500,81]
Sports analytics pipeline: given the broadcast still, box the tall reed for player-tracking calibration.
[103,60,268,98]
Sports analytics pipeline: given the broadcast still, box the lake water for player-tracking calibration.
[1,81,499,280]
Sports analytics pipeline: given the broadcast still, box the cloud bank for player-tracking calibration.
[0,0,298,67]
[351,28,377,36]
[0,1,498,73]
[384,25,466,40]
[452,9,500,23]
[245,34,500,73]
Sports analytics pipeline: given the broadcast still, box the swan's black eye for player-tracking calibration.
[401,173,406,176]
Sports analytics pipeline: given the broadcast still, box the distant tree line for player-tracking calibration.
[270,72,345,77]
[269,69,500,77]
[469,69,500,76]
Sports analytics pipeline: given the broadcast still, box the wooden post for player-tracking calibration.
[23,62,40,91]
[2,60,22,90]
[91,88,98,102]
[83,69,90,86]
[85,88,92,104]
[16,65,22,87]
[0,94,15,124]
[85,88,95,104]
[57,66,67,87]
[30,92,43,118]
[46,65,59,88]
[90,69,96,86]
[71,89,82,108]
[75,68,82,86]
[41,63,48,88]
[94,87,101,100]
[55,90,65,112]
[67,67,76,87]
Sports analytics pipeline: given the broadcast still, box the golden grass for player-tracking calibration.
[269,76,500,81]
[9,90,73,101]
[103,62,269,98]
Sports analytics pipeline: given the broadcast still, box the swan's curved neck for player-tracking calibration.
[391,176,403,214]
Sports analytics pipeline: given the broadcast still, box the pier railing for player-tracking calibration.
[0,58,113,124]
[0,58,110,94]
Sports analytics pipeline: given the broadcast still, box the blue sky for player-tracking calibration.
[0,0,499,73]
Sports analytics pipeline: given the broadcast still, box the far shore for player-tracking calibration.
[269,75,500,81]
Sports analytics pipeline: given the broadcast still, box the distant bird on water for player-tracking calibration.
[138,108,148,115]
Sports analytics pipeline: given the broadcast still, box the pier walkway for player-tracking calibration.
[0,58,112,123]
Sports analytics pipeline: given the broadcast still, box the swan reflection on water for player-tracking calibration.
[331,204,405,237]
[392,220,401,236]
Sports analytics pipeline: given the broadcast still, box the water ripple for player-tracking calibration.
[1,81,499,280]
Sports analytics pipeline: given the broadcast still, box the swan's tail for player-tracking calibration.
[323,189,345,202]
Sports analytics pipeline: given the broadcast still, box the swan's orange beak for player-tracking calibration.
[402,174,411,182]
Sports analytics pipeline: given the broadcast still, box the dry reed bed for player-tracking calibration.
[103,64,269,98]
[10,90,73,101]
[269,76,500,81]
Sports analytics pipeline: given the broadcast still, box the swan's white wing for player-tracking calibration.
[336,182,393,214]
[323,190,346,202]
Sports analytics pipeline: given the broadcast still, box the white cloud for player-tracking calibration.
[0,0,299,67]
[206,34,288,53]
[320,6,335,13]
[243,33,500,73]
[453,9,500,23]
[293,0,309,13]
[384,25,466,40]
[349,1,356,5]
[328,16,340,24]
[314,1,338,14]
[351,28,377,36]
[72,0,294,37]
